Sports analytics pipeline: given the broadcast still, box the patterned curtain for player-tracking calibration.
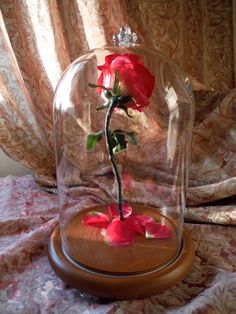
[0,0,235,210]
[0,0,129,185]
[125,0,235,90]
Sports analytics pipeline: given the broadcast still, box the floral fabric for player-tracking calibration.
[0,1,236,312]
[0,175,235,313]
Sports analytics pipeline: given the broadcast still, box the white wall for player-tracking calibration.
[0,149,31,177]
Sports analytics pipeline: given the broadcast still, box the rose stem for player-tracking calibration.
[105,97,124,221]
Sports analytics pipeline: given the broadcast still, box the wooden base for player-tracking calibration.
[48,208,195,299]
[64,204,179,274]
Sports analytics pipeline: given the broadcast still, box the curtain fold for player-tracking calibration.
[0,0,235,208]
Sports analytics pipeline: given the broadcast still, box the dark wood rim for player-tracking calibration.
[48,226,195,299]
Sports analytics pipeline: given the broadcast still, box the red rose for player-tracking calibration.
[97,53,155,111]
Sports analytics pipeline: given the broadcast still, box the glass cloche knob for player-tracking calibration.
[113,25,138,47]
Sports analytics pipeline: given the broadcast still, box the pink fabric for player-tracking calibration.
[0,175,235,313]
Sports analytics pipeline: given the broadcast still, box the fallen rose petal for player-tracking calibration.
[130,221,145,236]
[127,214,155,236]
[145,222,171,239]
[103,219,135,247]
[108,203,133,218]
[82,211,109,228]
[130,214,155,226]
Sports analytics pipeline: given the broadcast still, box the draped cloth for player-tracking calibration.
[0,1,236,312]
[0,0,236,212]
[0,175,235,313]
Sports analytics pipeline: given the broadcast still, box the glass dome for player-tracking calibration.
[53,30,194,295]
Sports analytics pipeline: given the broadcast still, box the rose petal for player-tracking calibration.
[118,64,155,109]
[127,214,155,236]
[130,222,145,236]
[130,214,155,226]
[145,222,171,239]
[123,53,143,65]
[82,211,109,228]
[108,203,133,218]
[97,65,114,94]
[103,219,135,247]
[104,53,121,65]
[111,55,134,70]
[96,53,155,111]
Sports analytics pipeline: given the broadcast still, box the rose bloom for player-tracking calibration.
[97,53,155,111]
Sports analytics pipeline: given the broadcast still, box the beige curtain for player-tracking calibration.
[0,0,129,185]
[126,0,235,90]
[0,0,236,207]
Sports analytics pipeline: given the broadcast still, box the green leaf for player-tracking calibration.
[111,70,121,96]
[126,132,137,145]
[87,131,104,151]
[113,143,127,154]
[110,130,127,154]
[108,129,137,154]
